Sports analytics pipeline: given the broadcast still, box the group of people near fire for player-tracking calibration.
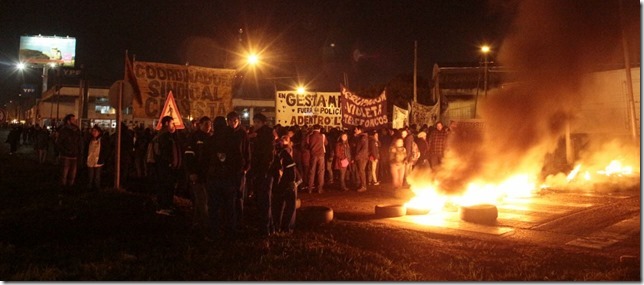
[4,112,453,240]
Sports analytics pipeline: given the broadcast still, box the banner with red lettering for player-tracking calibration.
[275,91,342,128]
[131,61,236,119]
[340,86,388,130]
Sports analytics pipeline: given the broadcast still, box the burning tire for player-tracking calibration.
[406,207,430,216]
[459,204,498,224]
[374,204,407,218]
[297,206,333,225]
[295,198,301,209]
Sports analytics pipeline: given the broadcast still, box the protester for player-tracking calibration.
[306,124,327,194]
[428,121,449,170]
[367,130,381,186]
[271,135,299,234]
[333,132,351,192]
[152,116,183,216]
[353,126,369,192]
[84,125,110,191]
[6,125,21,155]
[249,113,276,236]
[389,137,407,190]
[33,124,50,164]
[183,116,212,236]
[56,114,83,188]
[226,111,251,232]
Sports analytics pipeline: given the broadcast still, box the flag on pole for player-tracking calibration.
[124,51,142,105]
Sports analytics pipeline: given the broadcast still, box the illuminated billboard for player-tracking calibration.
[19,35,76,67]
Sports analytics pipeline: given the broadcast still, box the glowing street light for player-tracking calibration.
[16,63,25,70]
[481,45,491,98]
[296,86,306,94]
[247,53,259,66]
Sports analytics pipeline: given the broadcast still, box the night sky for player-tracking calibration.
[0,0,639,105]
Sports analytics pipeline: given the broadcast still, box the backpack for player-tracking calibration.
[410,141,421,164]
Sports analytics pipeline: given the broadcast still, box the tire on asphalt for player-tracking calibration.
[459,204,498,224]
[406,207,430,216]
[297,206,333,225]
[374,204,407,218]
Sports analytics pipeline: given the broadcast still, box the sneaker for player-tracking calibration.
[357,187,367,192]
[373,181,380,186]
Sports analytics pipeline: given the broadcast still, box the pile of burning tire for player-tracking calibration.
[374,203,498,224]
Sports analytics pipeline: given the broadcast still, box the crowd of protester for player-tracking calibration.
[3,113,454,240]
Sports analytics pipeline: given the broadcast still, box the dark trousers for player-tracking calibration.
[87,166,102,189]
[308,155,325,191]
[355,159,368,189]
[255,173,274,235]
[272,183,297,233]
[207,177,235,236]
[232,172,246,231]
[156,164,178,210]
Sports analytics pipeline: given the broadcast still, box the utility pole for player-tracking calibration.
[618,0,638,141]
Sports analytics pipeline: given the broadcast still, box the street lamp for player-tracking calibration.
[481,45,491,98]
[296,86,306,94]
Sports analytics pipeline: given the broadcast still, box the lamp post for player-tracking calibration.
[481,45,490,98]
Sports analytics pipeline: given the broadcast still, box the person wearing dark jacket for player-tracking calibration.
[153,116,183,216]
[202,116,235,237]
[84,125,110,190]
[226,111,251,232]
[6,126,21,155]
[33,124,50,164]
[353,126,369,192]
[184,116,212,235]
[367,130,381,185]
[271,135,299,234]
[57,114,83,187]
[249,113,276,236]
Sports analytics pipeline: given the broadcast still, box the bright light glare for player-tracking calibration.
[49,62,57,68]
[296,86,306,94]
[16,63,25,70]
[247,54,259,65]
[481,45,490,53]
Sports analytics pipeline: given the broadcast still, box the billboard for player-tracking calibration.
[19,35,76,67]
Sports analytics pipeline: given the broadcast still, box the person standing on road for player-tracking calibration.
[306,124,327,194]
[152,116,183,216]
[271,134,300,234]
[56,114,83,188]
[333,132,352,192]
[6,125,21,155]
[203,116,235,238]
[367,130,381,186]
[183,116,212,235]
[353,126,369,192]
[84,125,110,191]
[249,113,276,236]
[33,124,50,164]
[389,137,407,190]
[226,111,251,232]
[428,121,449,170]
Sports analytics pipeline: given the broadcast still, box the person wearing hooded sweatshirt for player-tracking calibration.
[153,116,183,216]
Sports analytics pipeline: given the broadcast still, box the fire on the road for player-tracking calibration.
[404,158,638,215]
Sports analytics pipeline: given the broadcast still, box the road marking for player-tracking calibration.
[566,215,640,249]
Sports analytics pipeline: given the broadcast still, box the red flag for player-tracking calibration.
[124,53,142,105]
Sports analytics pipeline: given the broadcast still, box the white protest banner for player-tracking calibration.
[275,91,342,128]
[392,105,409,129]
[340,86,388,130]
[131,61,236,119]
[411,101,440,126]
